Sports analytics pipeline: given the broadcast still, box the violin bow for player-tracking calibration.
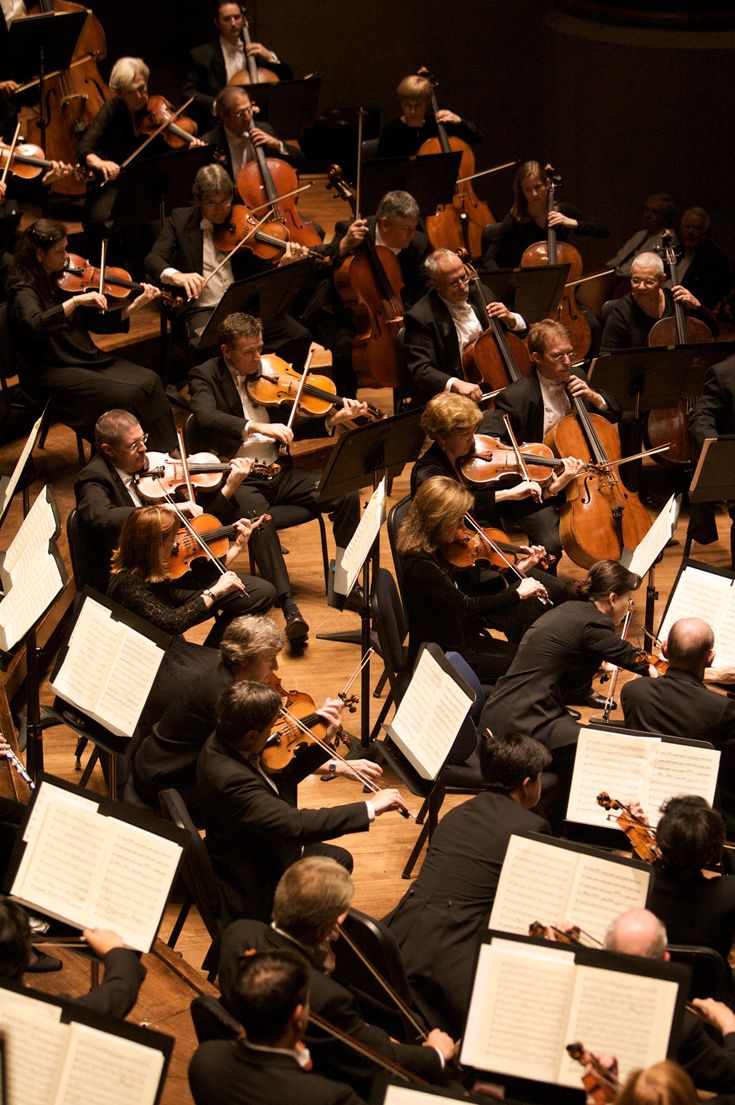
[502,413,542,503]
[335,921,428,1040]
[308,1009,430,1086]
[354,108,366,221]
[199,209,273,296]
[117,96,195,173]
[97,237,108,309]
[160,493,229,578]
[456,158,518,185]
[284,349,312,433]
[462,512,552,607]
[338,648,374,707]
[175,426,198,505]
[0,121,21,188]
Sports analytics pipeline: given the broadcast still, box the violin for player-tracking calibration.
[0,139,79,181]
[230,9,280,86]
[416,67,494,258]
[212,202,328,265]
[139,94,199,149]
[57,252,182,307]
[521,165,591,361]
[459,254,532,391]
[567,1042,619,1105]
[442,522,554,572]
[327,162,404,388]
[261,673,356,773]
[236,130,321,249]
[645,229,713,468]
[168,512,268,580]
[246,353,385,422]
[458,431,581,488]
[596,792,659,863]
[134,451,279,503]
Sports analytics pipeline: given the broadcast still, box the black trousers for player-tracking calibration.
[171,560,276,646]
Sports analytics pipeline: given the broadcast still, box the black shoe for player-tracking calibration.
[344,584,365,613]
[27,947,63,973]
[584,691,615,710]
[283,603,309,642]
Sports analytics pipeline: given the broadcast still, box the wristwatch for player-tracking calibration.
[327,760,337,774]
[202,589,214,600]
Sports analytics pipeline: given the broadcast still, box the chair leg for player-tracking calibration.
[402,820,429,879]
[373,668,388,698]
[167,897,192,949]
[78,746,101,789]
[368,690,393,743]
[317,515,329,592]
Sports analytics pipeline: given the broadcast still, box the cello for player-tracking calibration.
[645,230,713,467]
[459,255,532,390]
[417,67,494,258]
[230,8,280,86]
[235,125,321,249]
[327,162,404,388]
[521,165,591,361]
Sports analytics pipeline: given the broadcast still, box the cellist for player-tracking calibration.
[201,85,303,190]
[376,73,481,159]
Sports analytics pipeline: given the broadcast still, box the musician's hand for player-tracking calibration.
[222,456,254,495]
[0,735,11,756]
[339,218,369,256]
[671,284,701,310]
[435,108,461,126]
[692,998,735,1037]
[547,209,578,229]
[705,665,735,685]
[316,697,344,735]
[169,271,206,300]
[189,136,206,148]
[424,1028,458,1063]
[567,375,606,410]
[210,570,245,598]
[515,545,546,573]
[86,154,120,182]
[41,160,73,185]
[485,301,514,325]
[450,379,482,403]
[229,516,263,552]
[0,80,19,94]
[370,788,410,817]
[516,577,549,602]
[71,290,107,312]
[125,282,161,315]
[497,478,543,503]
[250,125,281,149]
[251,421,294,446]
[246,41,278,63]
[277,240,309,266]
[82,928,125,957]
[180,501,204,518]
[0,181,5,201]
[648,663,660,679]
[327,398,369,431]
[332,757,383,782]
[582,1053,618,1105]
[626,801,649,825]
[547,455,585,494]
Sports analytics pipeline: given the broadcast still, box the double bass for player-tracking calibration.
[645,230,713,466]
[521,165,591,361]
[417,67,494,257]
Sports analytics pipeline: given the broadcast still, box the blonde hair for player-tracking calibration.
[110,505,178,583]
[273,857,354,944]
[109,57,150,94]
[421,392,481,441]
[616,1062,697,1105]
[396,74,432,103]
[396,476,472,557]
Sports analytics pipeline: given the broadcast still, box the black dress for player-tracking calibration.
[376,115,481,159]
[482,203,609,271]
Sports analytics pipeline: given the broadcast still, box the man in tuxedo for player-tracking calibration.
[688,353,735,567]
[188,312,364,645]
[202,85,303,189]
[189,949,365,1105]
[183,0,292,128]
[403,247,525,406]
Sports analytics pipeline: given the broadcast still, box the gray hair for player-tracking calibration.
[376,190,420,222]
[423,248,458,280]
[220,616,286,667]
[631,252,664,276]
[95,409,140,449]
[193,163,234,199]
[109,57,150,93]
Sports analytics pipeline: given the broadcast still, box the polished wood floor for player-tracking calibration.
[2,175,735,1104]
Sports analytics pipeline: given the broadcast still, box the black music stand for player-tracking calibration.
[109,145,214,228]
[315,409,425,747]
[684,436,735,560]
[247,76,322,136]
[477,264,570,322]
[195,259,319,350]
[360,152,460,216]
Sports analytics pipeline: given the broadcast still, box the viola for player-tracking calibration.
[212,202,328,265]
[230,8,280,86]
[634,650,669,676]
[167,512,268,580]
[236,135,321,250]
[442,523,554,572]
[134,451,279,503]
[645,229,713,467]
[327,163,404,388]
[0,139,79,181]
[521,165,591,361]
[246,353,385,422]
[459,255,532,391]
[139,94,199,149]
[567,1042,619,1105]
[57,253,182,307]
[458,431,578,488]
[261,673,357,773]
[416,67,494,257]
[597,792,659,863]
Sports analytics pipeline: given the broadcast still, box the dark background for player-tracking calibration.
[91,0,735,267]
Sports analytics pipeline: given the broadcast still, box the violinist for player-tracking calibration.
[481,160,609,272]
[396,476,550,683]
[188,312,364,648]
[7,219,177,449]
[606,192,678,279]
[404,247,525,406]
[196,687,410,925]
[486,319,614,566]
[621,618,735,829]
[218,857,456,1098]
[376,73,481,159]
[202,85,303,187]
[144,163,311,357]
[183,1,293,129]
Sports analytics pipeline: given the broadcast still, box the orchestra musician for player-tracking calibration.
[202,84,303,188]
[189,949,367,1105]
[404,247,525,406]
[196,685,409,925]
[188,312,364,648]
[383,731,551,1038]
[617,1062,698,1105]
[606,192,678,279]
[376,72,481,159]
[144,162,311,356]
[7,219,177,449]
[688,352,735,567]
[485,318,611,567]
[481,159,609,271]
[677,206,731,311]
[218,857,457,1099]
[183,0,293,129]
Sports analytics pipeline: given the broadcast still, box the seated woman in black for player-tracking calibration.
[396,476,549,683]
[376,73,481,159]
[647,796,735,964]
[7,219,176,448]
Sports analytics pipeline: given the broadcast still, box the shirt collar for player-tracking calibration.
[239,1039,312,1069]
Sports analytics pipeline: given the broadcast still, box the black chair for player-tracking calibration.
[600,298,619,328]
[361,138,380,162]
[394,327,413,415]
[479,221,504,261]
[190,994,241,1043]
[182,413,330,591]
[368,568,410,742]
[159,786,225,980]
[386,495,411,597]
[668,944,735,1006]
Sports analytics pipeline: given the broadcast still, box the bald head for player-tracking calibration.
[664,617,715,674]
[605,908,668,960]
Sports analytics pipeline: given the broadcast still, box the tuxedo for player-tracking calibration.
[201,121,302,192]
[183,39,293,125]
[680,239,731,310]
[688,354,735,569]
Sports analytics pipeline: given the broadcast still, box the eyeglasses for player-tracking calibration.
[444,274,469,289]
[127,433,148,453]
[548,350,573,362]
[630,277,659,288]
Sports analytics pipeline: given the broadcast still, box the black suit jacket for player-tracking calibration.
[404,283,501,402]
[200,121,303,192]
[189,1039,365,1105]
[183,39,293,121]
[218,920,443,1097]
[74,453,138,592]
[483,366,621,444]
[70,947,146,1017]
[197,736,370,922]
[384,791,549,1037]
[689,354,735,447]
[680,240,731,311]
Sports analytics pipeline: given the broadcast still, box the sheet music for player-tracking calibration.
[55,1022,164,1105]
[388,648,473,780]
[0,987,67,1105]
[646,742,720,825]
[384,1089,474,1105]
[659,567,734,661]
[334,477,386,596]
[625,495,679,578]
[0,486,65,651]
[0,409,45,524]
[566,854,649,943]
[51,595,166,738]
[566,728,658,827]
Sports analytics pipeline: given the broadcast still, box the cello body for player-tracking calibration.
[236,151,322,248]
[333,245,404,388]
[419,135,494,258]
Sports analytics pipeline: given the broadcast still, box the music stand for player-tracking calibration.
[196,259,319,350]
[248,76,322,136]
[109,145,214,228]
[476,264,570,322]
[315,409,425,746]
[683,436,735,560]
[360,152,460,215]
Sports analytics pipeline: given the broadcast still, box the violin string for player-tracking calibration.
[156,485,228,576]
[117,95,194,173]
[201,209,272,293]
[0,121,22,187]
